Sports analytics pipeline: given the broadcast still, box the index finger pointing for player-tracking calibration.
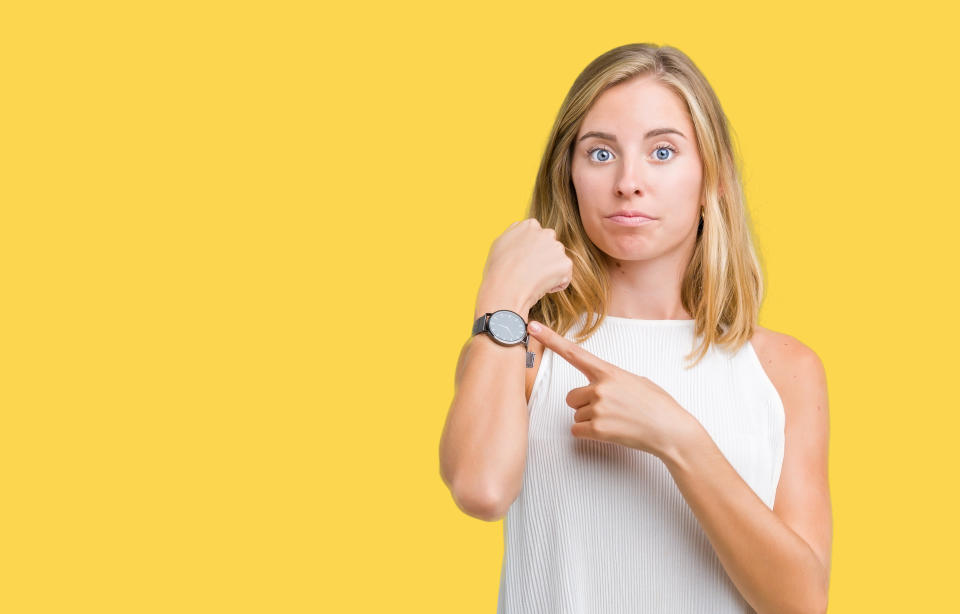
[527,320,609,381]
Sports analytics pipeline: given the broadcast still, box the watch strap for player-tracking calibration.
[472,313,488,336]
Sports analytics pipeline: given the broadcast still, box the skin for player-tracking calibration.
[520,75,833,612]
[570,73,703,321]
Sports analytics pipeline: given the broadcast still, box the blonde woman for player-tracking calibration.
[439,43,832,614]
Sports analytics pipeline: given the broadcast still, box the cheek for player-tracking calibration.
[660,165,703,216]
[571,168,605,205]
[678,176,702,204]
[675,159,703,198]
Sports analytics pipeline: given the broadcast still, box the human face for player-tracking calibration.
[571,75,703,262]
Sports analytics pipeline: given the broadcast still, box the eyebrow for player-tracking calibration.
[577,128,687,143]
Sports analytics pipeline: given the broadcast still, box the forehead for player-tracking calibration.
[579,76,693,136]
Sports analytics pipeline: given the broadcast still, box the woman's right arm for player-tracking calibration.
[438,287,534,522]
[439,218,571,521]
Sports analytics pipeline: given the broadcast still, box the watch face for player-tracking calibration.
[488,310,525,344]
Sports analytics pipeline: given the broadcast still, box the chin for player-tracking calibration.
[601,245,659,262]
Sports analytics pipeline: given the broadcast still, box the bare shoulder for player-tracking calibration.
[524,335,547,404]
[749,324,830,478]
[750,324,826,393]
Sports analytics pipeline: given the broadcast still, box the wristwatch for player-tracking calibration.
[472,309,536,368]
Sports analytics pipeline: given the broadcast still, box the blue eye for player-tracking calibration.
[585,143,678,163]
[653,144,677,161]
[587,145,614,162]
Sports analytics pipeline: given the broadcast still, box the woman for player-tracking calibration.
[439,43,832,613]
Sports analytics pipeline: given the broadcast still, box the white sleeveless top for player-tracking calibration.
[497,313,785,614]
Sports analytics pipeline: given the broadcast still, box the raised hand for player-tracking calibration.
[478,218,574,312]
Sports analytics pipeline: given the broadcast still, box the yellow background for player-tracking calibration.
[2,1,957,612]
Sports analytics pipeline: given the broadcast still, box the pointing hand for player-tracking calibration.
[526,320,699,459]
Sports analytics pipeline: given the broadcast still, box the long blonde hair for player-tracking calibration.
[527,43,766,369]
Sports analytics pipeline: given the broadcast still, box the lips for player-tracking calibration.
[607,215,655,226]
[607,209,656,220]
[609,214,653,220]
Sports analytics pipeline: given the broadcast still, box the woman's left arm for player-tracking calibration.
[660,340,833,614]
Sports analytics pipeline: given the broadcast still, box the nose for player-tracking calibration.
[614,157,645,197]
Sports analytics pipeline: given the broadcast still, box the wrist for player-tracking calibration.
[474,290,532,321]
[474,304,531,322]
[658,415,707,470]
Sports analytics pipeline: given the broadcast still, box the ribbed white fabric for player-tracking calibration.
[497,312,785,614]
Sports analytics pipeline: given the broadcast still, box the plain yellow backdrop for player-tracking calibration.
[2,1,958,612]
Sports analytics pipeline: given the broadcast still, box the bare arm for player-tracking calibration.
[438,288,533,521]
[660,344,832,614]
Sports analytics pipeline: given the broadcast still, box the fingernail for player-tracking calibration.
[529,321,541,333]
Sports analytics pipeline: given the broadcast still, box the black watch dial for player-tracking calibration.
[488,310,526,344]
